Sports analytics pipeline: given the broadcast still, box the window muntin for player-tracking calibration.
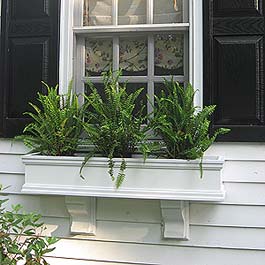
[68,0,202,112]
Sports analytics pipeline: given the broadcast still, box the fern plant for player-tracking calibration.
[151,79,230,162]
[17,82,84,156]
[82,71,150,188]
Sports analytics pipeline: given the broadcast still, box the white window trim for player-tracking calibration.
[59,0,203,108]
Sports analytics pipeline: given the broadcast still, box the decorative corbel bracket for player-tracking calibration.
[65,196,96,235]
[160,200,189,240]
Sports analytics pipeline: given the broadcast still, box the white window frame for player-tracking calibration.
[59,0,203,108]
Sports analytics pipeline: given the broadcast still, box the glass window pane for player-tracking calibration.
[154,0,183,24]
[154,34,184,76]
[121,83,147,117]
[118,0,146,25]
[85,38,113,76]
[83,0,112,26]
[120,37,148,76]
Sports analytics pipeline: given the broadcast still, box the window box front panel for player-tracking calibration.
[22,154,225,201]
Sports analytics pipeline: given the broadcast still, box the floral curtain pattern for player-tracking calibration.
[85,35,183,75]
[155,34,183,74]
[120,38,147,73]
[83,0,184,75]
[85,39,112,75]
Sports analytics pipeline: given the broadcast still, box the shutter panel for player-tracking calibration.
[204,0,265,141]
[0,0,60,137]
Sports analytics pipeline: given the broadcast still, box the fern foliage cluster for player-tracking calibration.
[82,72,150,187]
[18,73,230,188]
[151,79,230,160]
[18,82,84,156]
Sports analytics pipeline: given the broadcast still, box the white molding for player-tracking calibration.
[59,0,74,94]
[65,196,96,235]
[22,155,225,201]
[160,200,189,239]
[190,0,203,109]
[73,23,189,34]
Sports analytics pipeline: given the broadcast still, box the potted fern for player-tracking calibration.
[21,77,228,202]
[80,71,150,188]
[20,82,88,195]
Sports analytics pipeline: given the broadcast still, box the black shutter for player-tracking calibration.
[0,0,60,137]
[204,0,265,141]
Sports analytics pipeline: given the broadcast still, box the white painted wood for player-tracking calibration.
[0,139,28,154]
[49,239,265,264]
[205,142,265,161]
[222,161,265,182]
[223,182,265,205]
[190,0,203,109]
[65,196,96,235]
[97,199,265,228]
[45,258,140,265]
[160,200,190,240]
[94,221,265,249]
[0,172,24,192]
[0,154,24,173]
[21,154,225,201]
[160,200,189,239]
[0,195,69,218]
[97,198,161,222]
[73,23,189,34]
[59,0,74,94]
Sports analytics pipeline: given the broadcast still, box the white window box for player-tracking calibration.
[21,154,225,201]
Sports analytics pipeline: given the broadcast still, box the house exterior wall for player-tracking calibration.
[1,138,265,264]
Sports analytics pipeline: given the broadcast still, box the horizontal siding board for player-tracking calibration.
[95,221,265,249]
[0,194,69,218]
[205,142,265,161]
[45,257,144,265]
[0,153,24,173]
[50,239,265,265]
[97,198,161,223]
[222,161,265,182]
[0,139,28,154]
[42,217,70,237]
[0,173,24,192]
[223,182,265,205]
[190,203,265,227]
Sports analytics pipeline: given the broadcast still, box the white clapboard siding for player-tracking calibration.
[205,142,265,160]
[97,198,161,223]
[97,199,265,228]
[1,139,265,264]
[190,203,265,227]
[0,139,29,154]
[223,182,265,205]
[222,160,265,182]
[45,258,143,265]
[0,172,24,192]
[49,239,265,265]
[1,194,69,218]
[42,216,70,237]
[0,153,24,173]
[95,221,265,249]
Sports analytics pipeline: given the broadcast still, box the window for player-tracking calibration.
[59,0,203,110]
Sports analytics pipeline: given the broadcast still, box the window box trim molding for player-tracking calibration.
[21,154,225,201]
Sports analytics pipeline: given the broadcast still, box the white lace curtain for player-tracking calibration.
[83,0,182,26]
